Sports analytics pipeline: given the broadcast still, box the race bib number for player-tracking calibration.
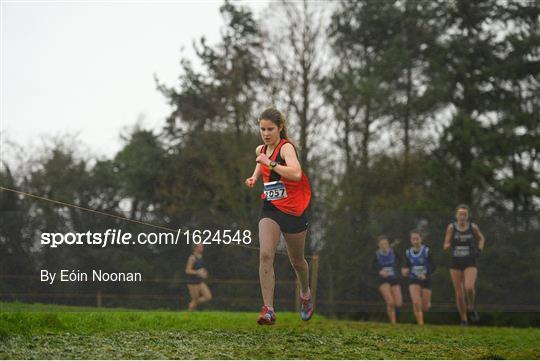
[263,181,288,201]
[412,266,426,278]
[382,267,395,277]
[453,246,470,257]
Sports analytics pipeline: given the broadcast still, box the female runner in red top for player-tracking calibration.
[245,107,313,325]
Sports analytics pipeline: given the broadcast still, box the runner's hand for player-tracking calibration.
[198,269,208,279]
[245,177,257,188]
[256,154,271,166]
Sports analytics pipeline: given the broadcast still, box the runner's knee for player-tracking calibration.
[260,250,274,264]
[289,257,306,270]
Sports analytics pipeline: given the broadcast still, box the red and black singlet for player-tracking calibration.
[260,139,311,216]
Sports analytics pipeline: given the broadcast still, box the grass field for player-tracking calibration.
[1,302,539,359]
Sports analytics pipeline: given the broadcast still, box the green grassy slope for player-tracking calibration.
[1,302,539,359]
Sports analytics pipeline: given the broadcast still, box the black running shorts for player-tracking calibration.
[409,278,432,289]
[379,277,400,287]
[260,203,309,234]
[450,256,477,271]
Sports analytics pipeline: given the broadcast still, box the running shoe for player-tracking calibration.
[257,306,276,325]
[300,294,314,321]
[460,320,469,326]
[468,310,480,323]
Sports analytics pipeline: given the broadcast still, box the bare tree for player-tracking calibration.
[260,0,332,169]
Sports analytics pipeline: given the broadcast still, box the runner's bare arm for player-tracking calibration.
[185,255,197,276]
[272,143,302,181]
[402,255,411,277]
[251,145,263,179]
[472,224,486,251]
[245,147,263,188]
[251,163,261,179]
[443,224,453,250]
[401,267,410,277]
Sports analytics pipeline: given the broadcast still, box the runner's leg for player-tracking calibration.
[259,218,281,308]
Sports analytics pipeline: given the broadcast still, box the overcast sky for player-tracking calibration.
[1,1,269,163]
